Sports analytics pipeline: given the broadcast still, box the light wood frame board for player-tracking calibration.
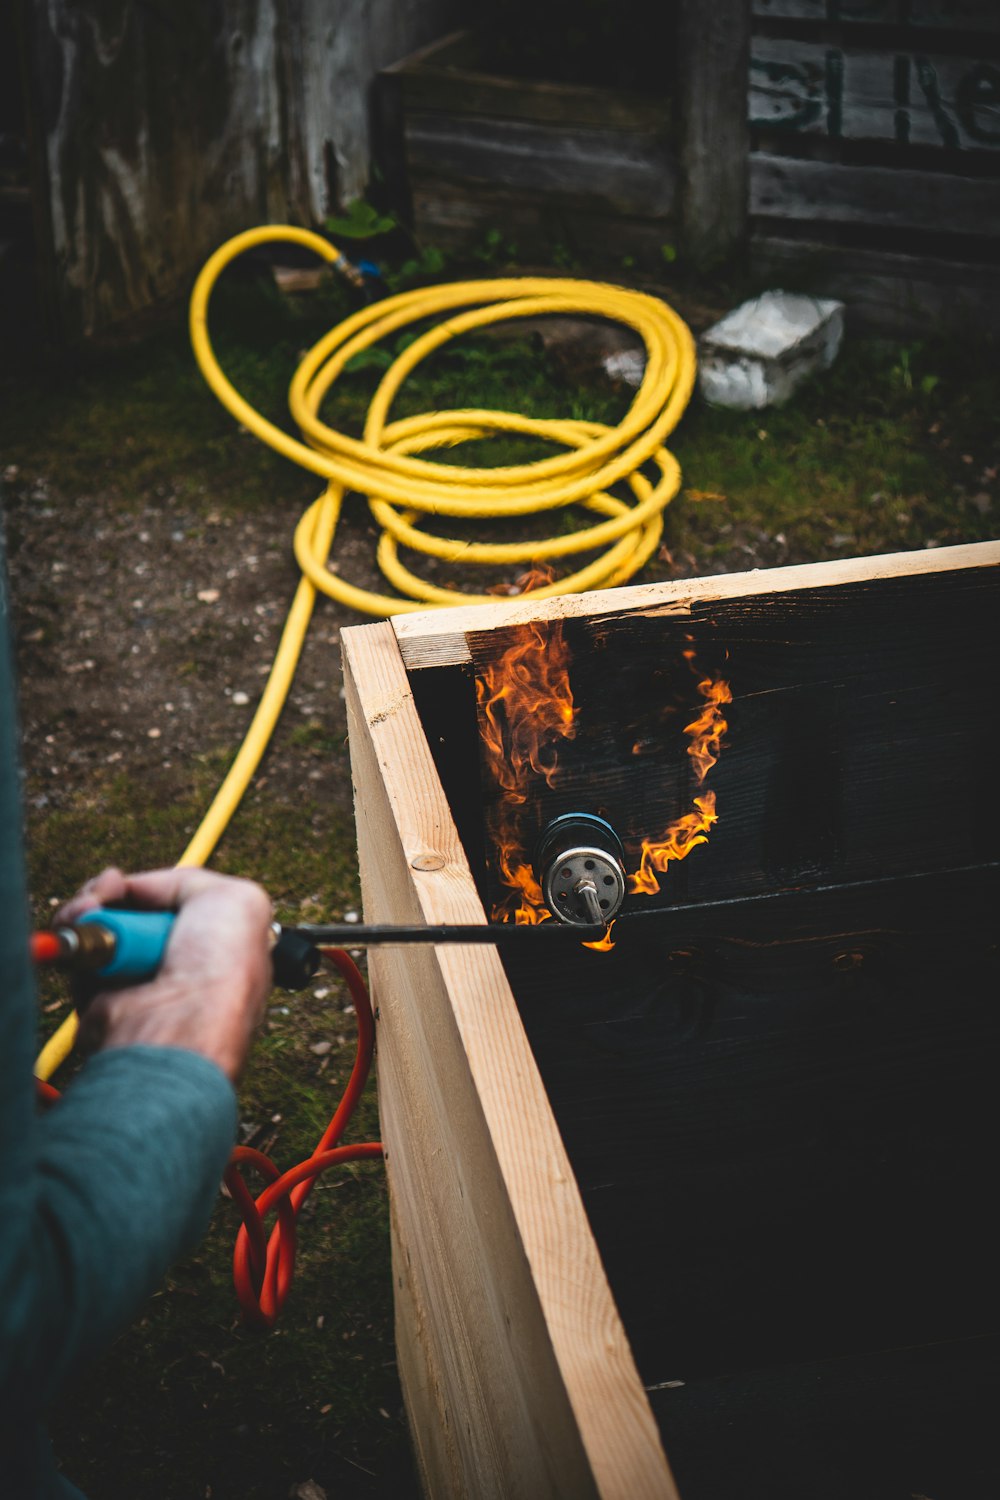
[342,541,999,1500]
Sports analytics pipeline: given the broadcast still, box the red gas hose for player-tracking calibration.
[35,946,383,1329]
[225,946,383,1329]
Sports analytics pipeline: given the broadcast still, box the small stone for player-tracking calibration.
[290,1482,328,1500]
[231,691,250,706]
[698,290,845,410]
[147,727,162,739]
[197,588,220,603]
[602,348,646,388]
[310,1040,333,1056]
[343,910,359,923]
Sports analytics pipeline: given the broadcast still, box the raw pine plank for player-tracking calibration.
[393,544,1000,671]
[342,622,677,1500]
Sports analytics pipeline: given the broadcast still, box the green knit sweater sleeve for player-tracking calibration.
[1,528,237,1495]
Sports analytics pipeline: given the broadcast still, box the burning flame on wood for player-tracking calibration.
[476,616,731,929]
[628,675,732,897]
[476,617,577,923]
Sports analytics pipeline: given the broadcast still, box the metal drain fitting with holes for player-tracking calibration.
[536,813,627,927]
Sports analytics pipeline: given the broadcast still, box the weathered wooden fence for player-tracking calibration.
[14,0,460,341]
[749,0,1000,331]
[381,0,998,333]
[9,0,999,339]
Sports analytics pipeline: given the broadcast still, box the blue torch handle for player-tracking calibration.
[77,909,176,982]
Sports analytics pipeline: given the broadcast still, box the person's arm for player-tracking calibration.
[1,865,272,1417]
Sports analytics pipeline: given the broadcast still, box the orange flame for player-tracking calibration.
[628,792,718,896]
[626,672,730,896]
[684,676,733,782]
[583,918,617,953]
[476,621,577,922]
[486,562,558,597]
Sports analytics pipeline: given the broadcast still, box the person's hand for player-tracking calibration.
[56,867,273,1083]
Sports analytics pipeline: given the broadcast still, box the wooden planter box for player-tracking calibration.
[342,543,1000,1500]
[374,30,677,268]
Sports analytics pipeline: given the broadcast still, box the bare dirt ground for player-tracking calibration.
[2,269,997,1497]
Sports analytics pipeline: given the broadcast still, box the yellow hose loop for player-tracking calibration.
[33,492,340,1084]
[190,224,696,608]
[35,227,695,1081]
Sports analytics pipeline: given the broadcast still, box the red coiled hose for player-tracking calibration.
[224,947,383,1329]
[36,946,383,1330]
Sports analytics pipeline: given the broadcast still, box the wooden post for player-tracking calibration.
[342,621,679,1500]
[675,0,751,268]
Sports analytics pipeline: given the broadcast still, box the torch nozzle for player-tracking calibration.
[535,812,627,927]
[573,878,605,927]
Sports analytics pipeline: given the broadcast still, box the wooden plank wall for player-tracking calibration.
[377,30,677,268]
[749,0,1000,331]
[17,0,461,340]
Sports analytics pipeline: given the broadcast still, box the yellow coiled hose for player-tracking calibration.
[35,224,696,1080]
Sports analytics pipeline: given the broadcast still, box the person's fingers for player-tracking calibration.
[61,868,275,1082]
[118,867,273,920]
[56,866,128,924]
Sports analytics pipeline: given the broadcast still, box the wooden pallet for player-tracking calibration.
[342,541,1000,1499]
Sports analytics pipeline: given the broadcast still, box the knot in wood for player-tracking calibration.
[410,853,446,872]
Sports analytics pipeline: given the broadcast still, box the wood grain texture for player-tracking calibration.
[750,151,1000,235]
[457,554,999,920]
[394,543,1000,670]
[749,234,1000,335]
[407,175,677,266]
[676,0,752,266]
[750,37,1000,147]
[752,0,1000,34]
[342,621,677,1500]
[388,30,671,133]
[19,0,461,339]
[403,111,675,216]
[401,549,998,1495]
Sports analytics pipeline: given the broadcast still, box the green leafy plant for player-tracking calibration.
[383,243,449,293]
[471,226,519,270]
[550,241,580,271]
[325,198,397,241]
[890,342,940,398]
